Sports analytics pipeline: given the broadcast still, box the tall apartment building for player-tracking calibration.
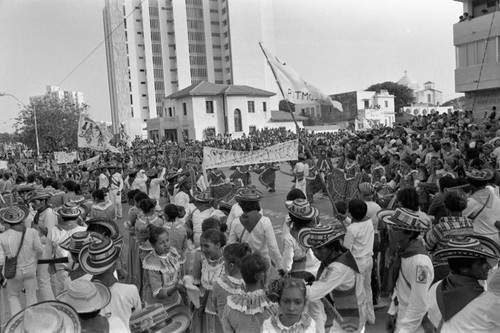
[103,0,275,138]
[453,0,500,115]
[30,85,85,106]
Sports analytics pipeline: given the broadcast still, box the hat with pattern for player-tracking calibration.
[0,204,29,224]
[434,236,500,260]
[27,190,51,202]
[235,186,263,202]
[285,199,319,220]
[193,190,212,203]
[79,238,121,275]
[465,168,494,182]
[54,202,87,219]
[382,207,430,232]
[298,224,345,249]
[59,231,103,254]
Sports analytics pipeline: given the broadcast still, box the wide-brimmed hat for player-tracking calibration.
[285,199,319,220]
[130,304,190,333]
[434,236,500,260]
[382,207,430,232]
[85,219,121,242]
[465,168,494,182]
[4,301,81,333]
[57,280,111,314]
[54,202,87,219]
[60,231,103,254]
[27,190,51,202]
[193,190,212,203]
[79,238,121,275]
[298,225,345,249]
[15,184,36,193]
[0,204,29,224]
[177,175,190,187]
[235,186,263,202]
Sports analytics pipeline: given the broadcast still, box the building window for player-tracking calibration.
[263,102,267,112]
[249,125,256,133]
[183,102,187,115]
[385,100,389,107]
[168,107,173,117]
[247,101,255,113]
[206,100,214,113]
[183,129,189,141]
[364,100,369,108]
[234,108,242,132]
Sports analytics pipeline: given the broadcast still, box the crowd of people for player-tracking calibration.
[1,108,500,332]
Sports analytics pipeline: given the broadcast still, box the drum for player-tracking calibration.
[130,304,190,333]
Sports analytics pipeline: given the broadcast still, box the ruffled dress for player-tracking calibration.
[211,275,245,317]
[142,247,182,310]
[190,251,225,333]
[262,313,317,333]
[222,289,274,333]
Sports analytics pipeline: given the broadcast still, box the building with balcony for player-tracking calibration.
[103,0,276,139]
[453,0,500,114]
[147,81,305,143]
[30,85,84,106]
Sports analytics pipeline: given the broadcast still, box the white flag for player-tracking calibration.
[259,43,343,111]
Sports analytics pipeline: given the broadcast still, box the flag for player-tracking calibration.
[77,115,120,152]
[259,42,343,112]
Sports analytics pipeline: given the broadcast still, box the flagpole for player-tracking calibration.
[258,42,345,230]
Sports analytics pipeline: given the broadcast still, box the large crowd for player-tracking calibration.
[1,108,500,332]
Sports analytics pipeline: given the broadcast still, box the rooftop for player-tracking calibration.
[167,81,276,99]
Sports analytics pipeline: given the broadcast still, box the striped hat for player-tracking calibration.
[382,208,430,232]
[79,238,121,275]
[0,204,29,224]
[193,190,212,203]
[85,219,122,245]
[285,199,319,220]
[235,186,263,202]
[465,168,494,182]
[59,231,102,254]
[54,202,87,219]
[298,224,345,249]
[434,236,500,260]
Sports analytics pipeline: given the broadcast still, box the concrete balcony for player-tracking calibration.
[454,12,500,46]
[455,62,500,92]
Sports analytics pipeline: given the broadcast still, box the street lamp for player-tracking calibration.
[0,92,40,156]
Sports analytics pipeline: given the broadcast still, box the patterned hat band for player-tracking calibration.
[89,244,117,263]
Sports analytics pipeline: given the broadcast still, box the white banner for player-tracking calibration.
[78,115,117,151]
[0,161,8,170]
[54,151,78,164]
[78,155,100,169]
[203,140,298,169]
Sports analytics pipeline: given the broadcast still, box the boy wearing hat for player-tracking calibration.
[0,205,43,318]
[383,208,434,333]
[299,225,367,333]
[427,237,500,331]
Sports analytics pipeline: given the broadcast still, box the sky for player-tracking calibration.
[0,0,463,133]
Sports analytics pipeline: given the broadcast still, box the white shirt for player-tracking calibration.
[365,201,382,233]
[98,173,109,189]
[228,215,283,270]
[148,169,166,200]
[463,188,500,244]
[101,283,142,332]
[388,252,434,333]
[282,231,321,275]
[110,172,123,191]
[343,219,374,261]
[427,281,500,333]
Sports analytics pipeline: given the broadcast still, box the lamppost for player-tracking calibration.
[0,92,40,156]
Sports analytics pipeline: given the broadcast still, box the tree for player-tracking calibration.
[278,99,296,112]
[366,82,414,113]
[442,96,465,109]
[15,97,89,153]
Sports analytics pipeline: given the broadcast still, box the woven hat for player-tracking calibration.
[465,168,494,182]
[235,186,263,202]
[0,204,29,224]
[177,175,190,187]
[27,190,51,202]
[57,280,111,314]
[60,231,103,254]
[4,301,81,333]
[298,225,345,249]
[434,236,500,260]
[285,199,319,220]
[85,218,121,241]
[382,207,430,232]
[193,190,212,203]
[79,238,121,275]
[15,184,36,193]
[54,202,87,219]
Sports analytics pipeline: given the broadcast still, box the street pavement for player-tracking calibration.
[0,165,388,331]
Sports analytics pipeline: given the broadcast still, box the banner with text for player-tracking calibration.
[78,115,116,152]
[54,151,78,164]
[203,140,298,169]
[78,155,100,169]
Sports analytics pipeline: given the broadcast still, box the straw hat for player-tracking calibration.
[298,225,345,249]
[57,280,111,314]
[27,190,51,202]
[285,199,319,220]
[4,301,81,333]
[54,202,87,219]
[85,218,122,242]
[381,207,430,232]
[79,238,121,275]
[0,204,29,224]
[235,186,263,202]
[177,175,190,187]
[465,168,494,182]
[193,190,212,203]
[59,231,103,254]
[434,236,500,260]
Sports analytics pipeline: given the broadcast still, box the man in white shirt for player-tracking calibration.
[383,208,434,333]
[108,165,124,219]
[427,237,500,332]
[98,166,110,190]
